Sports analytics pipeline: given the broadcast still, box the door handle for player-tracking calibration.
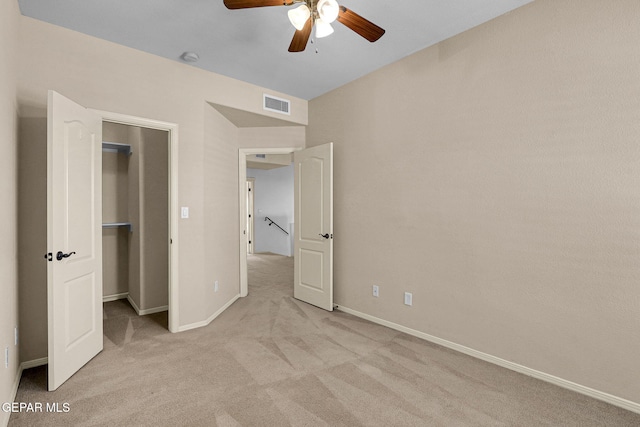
[44,252,53,262]
[319,233,330,239]
[56,251,76,261]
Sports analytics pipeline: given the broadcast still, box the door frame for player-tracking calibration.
[238,148,299,297]
[93,109,180,333]
[246,178,255,255]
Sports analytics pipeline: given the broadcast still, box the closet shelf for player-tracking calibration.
[102,141,132,156]
[102,222,133,232]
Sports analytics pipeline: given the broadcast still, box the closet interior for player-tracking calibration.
[102,122,169,320]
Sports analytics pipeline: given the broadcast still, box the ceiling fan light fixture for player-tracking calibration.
[315,18,334,38]
[288,4,311,31]
[317,0,339,24]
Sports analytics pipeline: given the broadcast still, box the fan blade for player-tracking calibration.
[224,0,286,9]
[337,6,385,42]
[288,17,312,52]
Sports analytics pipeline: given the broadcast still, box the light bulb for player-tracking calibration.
[317,0,339,24]
[315,18,334,38]
[288,4,311,31]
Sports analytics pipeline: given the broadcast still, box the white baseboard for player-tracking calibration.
[125,296,168,316]
[178,294,240,332]
[126,295,141,314]
[5,366,21,427]
[4,357,49,427]
[335,305,640,415]
[21,357,48,370]
[103,292,128,302]
[138,305,168,315]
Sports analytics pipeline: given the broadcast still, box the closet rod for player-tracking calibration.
[102,141,132,156]
[102,222,133,232]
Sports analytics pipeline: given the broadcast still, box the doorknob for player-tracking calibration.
[56,251,76,261]
[319,233,330,239]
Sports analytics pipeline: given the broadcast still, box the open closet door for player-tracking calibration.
[47,91,103,391]
[293,143,334,311]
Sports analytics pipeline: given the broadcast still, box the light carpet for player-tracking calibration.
[10,253,640,426]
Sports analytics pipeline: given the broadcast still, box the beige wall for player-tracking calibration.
[204,106,241,318]
[127,126,142,309]
[16,15,306,358]
[308,0,640,405]
[139,127,169,310]
[102,122,131,297]
[17,117,47,363]
[0,0,20,424]
[238,126,306,149]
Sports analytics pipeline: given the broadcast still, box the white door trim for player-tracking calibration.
[239,148,300,297]
[91,109,180,333]
[246,178,255,255]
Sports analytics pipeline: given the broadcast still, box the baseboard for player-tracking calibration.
[4,357,49,427]
[103,292,128,302]
[178,294,240,332]
[335,305,640,415]
[125,295,168,316]
[4,366,21,427]
[126,295,141,314]
[21,357,48,370]
[139,305,168,315]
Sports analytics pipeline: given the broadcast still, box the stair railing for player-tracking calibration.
[264,216,289,235]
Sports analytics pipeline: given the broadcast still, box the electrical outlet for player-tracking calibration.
[404,292,413,306]
[181,207,189,219]
[214,281,219,292]
[372,285,379,297]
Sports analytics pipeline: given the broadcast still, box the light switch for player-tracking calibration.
[181,207,189,219]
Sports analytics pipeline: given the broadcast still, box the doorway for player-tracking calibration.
[101,121,169,335]
[239,148,298,297]
[239,143,333,311]
[95,110,180,332]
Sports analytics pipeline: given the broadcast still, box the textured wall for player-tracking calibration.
[139,127,169,310]
[17,117,47,364]
[307,0,640,404]
[102,122,131,298]
[0,0,20,425]
[247,165,294,256]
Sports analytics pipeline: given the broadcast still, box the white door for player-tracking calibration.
[293,143,333,311]
[47,91,103,391]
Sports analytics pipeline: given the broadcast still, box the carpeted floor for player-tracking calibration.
[10,253,640,426]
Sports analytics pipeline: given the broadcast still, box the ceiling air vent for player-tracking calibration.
[263,94,291,116]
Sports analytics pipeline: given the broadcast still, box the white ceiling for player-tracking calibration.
[17,0,532,100]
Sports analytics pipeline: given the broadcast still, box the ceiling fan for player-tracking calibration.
[223,0,385,52]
